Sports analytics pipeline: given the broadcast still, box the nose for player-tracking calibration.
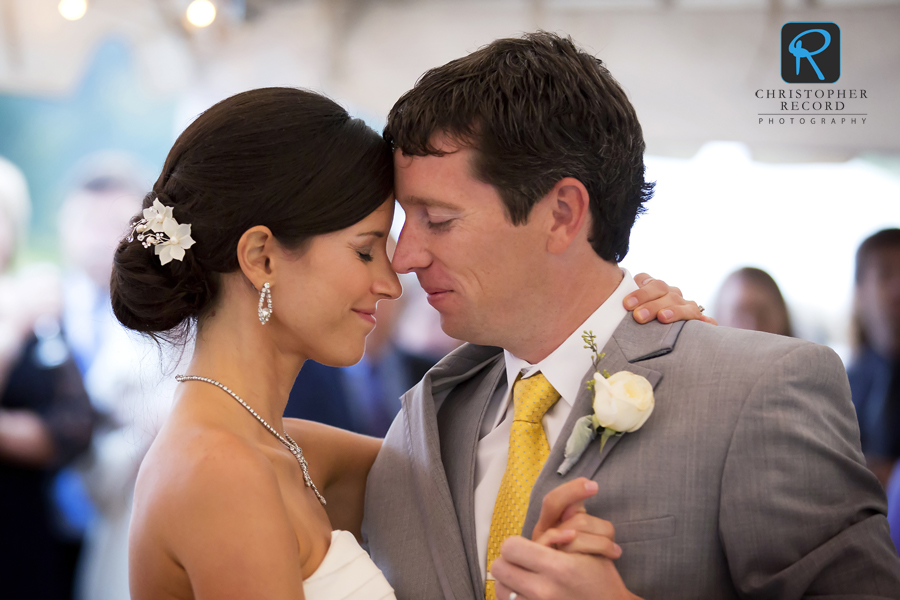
[373,260,403,301]
[391,222,431,274]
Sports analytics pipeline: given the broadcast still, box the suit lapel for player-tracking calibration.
[522,317,681,538]
[438,355,505,594]
[402,343,504,600]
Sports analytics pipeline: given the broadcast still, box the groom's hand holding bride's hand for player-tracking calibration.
[491,478,643,600]
[531,478,618,558]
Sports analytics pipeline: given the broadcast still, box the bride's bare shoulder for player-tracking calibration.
[135,423,283,528]
[131,425,306,597]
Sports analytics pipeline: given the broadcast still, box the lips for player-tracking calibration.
[421,285,451,296]
[353,309,376,324]
[421,287,453,310]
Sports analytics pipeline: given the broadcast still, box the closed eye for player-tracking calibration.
[427,219,453,231]
[356,250,374,262]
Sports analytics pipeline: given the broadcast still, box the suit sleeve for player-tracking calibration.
[719,343,900,599]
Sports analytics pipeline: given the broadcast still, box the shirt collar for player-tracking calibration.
[496,268,638,427]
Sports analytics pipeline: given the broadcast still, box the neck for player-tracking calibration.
[506,258,623,364]
[184,279,304,432]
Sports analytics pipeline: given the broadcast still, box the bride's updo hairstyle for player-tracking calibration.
[111,87,393,343]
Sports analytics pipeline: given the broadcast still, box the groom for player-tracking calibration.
[363,32,900,599]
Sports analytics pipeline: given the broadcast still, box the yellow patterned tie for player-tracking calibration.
[485,373,561,600]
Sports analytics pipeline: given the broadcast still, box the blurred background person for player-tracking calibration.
[284,239,442,437]
[0,156,94,600]
[59,153,148,376]
[50,152,178,600]
[848,229,900,488]
[713,267,794,337]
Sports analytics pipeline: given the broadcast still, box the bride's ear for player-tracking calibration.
[236,226,276,290]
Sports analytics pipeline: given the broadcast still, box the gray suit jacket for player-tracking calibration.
[363,317,900,599]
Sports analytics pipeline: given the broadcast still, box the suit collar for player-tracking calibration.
[615,314,686,363]
[427,343,505,395]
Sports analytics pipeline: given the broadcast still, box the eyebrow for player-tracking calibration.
[400,195,461,211]
[356,230,386,238]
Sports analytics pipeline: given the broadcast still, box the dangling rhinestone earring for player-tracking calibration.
[258,282,273,325]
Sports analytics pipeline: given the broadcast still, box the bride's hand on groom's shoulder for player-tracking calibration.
[490,478,644,600]
[626,272,717,326]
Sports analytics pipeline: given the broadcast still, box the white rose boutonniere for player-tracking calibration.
[557,331,655,476]
[593,371,655,433]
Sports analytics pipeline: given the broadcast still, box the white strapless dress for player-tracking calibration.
[303,530,396,600]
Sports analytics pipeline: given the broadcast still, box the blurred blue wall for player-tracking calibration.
[0,37,176,257]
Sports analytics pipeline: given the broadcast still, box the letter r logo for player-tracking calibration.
[782,22,840,84]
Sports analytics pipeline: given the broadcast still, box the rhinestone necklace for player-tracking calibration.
[175,374,326,506]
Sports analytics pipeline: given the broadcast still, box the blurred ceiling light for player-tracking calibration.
[58,0,87,21]
[187,0,217,28]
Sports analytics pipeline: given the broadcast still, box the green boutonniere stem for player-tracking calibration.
[582,330,607,388]
[599,428,616,453]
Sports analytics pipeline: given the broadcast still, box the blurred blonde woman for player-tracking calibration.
[0,156,93,600]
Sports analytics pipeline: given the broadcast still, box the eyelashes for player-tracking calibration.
[427,220,453,231]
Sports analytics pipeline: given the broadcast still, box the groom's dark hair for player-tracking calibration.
[384,31,653,263]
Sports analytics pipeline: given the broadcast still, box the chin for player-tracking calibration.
[311,338,367,368]
[439,314,482,347]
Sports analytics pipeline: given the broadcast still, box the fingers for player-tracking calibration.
[491,551,550,600]
[495,538,618,599]
[660,304,718,325]
[492,579,520,600]
[536,528,576,548]
[558,532,622,559]
[558,500,586,526]
[534,501,620,560]
[532,478,598,542]
[492,562,529,600]
[654,300,706,324]
[555,511,616,542]
[632,272,656,288]
[658,301,718,326]
[631,293,691,324]
[625,274,711,325]
[536,527,622,560]
[624,275,674,312]
[499,536,563,573]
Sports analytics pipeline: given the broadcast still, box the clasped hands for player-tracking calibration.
[489,478,642,600]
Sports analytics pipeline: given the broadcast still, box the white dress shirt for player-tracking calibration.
[474,269,638,581]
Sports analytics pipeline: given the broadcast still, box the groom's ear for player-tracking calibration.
[545,177,591,255]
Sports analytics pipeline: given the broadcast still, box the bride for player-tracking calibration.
[111,87,702,600]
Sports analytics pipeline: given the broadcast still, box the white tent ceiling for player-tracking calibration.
[1,0,898,161]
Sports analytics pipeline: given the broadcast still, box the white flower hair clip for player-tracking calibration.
[126,198,196,265]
